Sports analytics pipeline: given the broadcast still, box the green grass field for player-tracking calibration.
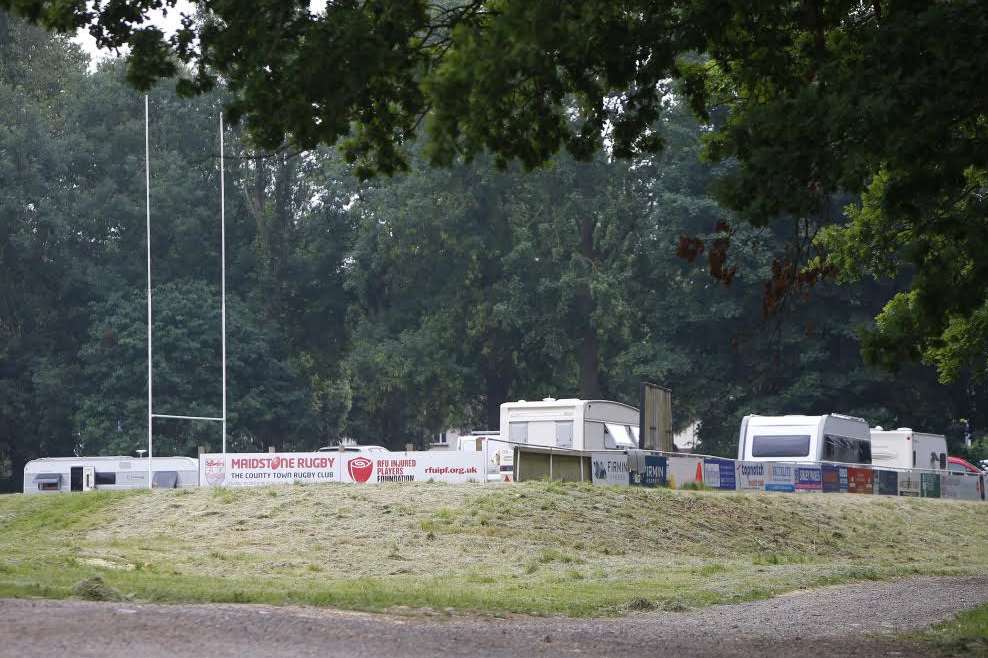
[1,482,986,616]
[921,603,988,656]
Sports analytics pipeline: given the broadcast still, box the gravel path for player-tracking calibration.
[2,576,987,657]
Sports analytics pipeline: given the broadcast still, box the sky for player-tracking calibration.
[74,1,190,67]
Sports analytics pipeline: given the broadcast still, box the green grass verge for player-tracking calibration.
[920,603,988,657]
[1,482,986,616]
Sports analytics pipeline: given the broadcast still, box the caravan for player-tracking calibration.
[23,456,200,494]
[500,398,640,452]
[737,414,872,465]
[869,428,947,471]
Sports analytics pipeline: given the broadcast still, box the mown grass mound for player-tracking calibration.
[0,482,986,616]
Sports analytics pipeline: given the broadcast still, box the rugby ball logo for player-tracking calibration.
[347,456,374,483]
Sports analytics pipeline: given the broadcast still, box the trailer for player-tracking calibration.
[500,398,640,452]
[870,427,947,471]
[23,456,200,494]
[737,414,872,464]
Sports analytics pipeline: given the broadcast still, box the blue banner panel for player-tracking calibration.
[821,464,847,493]
[703,457,737,490]
[795,466,823,492]
[877,470,898,496]
[630,455,667,487]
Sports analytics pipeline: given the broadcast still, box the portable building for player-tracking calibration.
[869,428,947,471]
[737,414,872,464]
[499,398,640,452]
[23,456,199,494]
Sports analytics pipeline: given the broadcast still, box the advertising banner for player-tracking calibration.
[666,456,703,489]
[921,472,942,498]
[876,470,899,496]
[591,452,630,486]
[735,462,767,491]
[339,452,484,484]
[765,462,796,493]
[821,464,847,493]
[200,452,338,487]
[795,466,823,492]
[703,458,737,491]
[898,470,921,497]
[847,467,874,494]
[200,451,485,487]
[940,473,983,501]
[629,455,667,487]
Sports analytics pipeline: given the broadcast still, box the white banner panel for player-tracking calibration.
[898,469,921,497]
[764,462,796,493]
[200,451,485,487]
[735,461,768,491]
[666,455,702,489]
[590,452,630,486]
[941,473,985,501]
[200,453,337,487]
[338,452,485,484]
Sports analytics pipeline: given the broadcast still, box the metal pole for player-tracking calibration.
[145,94,153,489]
[219,113,227,454]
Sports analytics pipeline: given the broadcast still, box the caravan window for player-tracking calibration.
[508,422,528,444]
[555,421,573,448]
[604,424,636,449]
[95,472,116,486]
[751,435,811,458]
[34,473,62,491]
[822,435,871,464]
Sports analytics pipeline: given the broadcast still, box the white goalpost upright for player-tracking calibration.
[144,96,228,488]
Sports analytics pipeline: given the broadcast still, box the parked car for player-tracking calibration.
[946,456,983,475]
[318,445,390,454]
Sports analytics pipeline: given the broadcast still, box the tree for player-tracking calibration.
[75,281,314,455]
[0,12,90,490]
[6,1,985,382]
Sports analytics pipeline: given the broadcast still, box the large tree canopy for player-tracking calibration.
[4,5,988,493]
[3,1,986,380]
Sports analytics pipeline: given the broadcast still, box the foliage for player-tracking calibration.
[0,10,983,490]
[5,1,988,384]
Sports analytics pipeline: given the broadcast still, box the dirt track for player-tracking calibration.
[2,576,987,657]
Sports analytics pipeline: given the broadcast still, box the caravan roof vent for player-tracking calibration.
[896,427,912,432]
[543,397,556,402]
[873,426,884,431]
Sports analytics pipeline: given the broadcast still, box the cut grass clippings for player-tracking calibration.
[0,482,986,617]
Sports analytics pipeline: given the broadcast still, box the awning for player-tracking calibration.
[33,473,63,484]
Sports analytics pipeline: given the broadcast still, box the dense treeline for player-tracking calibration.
[1,14,984,491]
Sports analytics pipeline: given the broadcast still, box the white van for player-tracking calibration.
[23,456,200,494]
[869,428,947,471]
[457,431,514,481]
[500,398,640,452]
[737,414,872,464]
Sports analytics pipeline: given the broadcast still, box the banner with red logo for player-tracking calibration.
[199,451,485,487]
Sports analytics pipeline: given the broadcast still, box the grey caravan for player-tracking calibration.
[737,414,872,465]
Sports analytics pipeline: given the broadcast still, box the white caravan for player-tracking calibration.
[499,398,640,452]
[737,414,872,464]
[869,428,947,471]
[23,456,200,494]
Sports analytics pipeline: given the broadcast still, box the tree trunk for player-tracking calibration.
[576,214,601,399]
[484,369,510,430]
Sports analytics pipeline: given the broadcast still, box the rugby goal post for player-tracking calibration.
[144,97,229,488]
